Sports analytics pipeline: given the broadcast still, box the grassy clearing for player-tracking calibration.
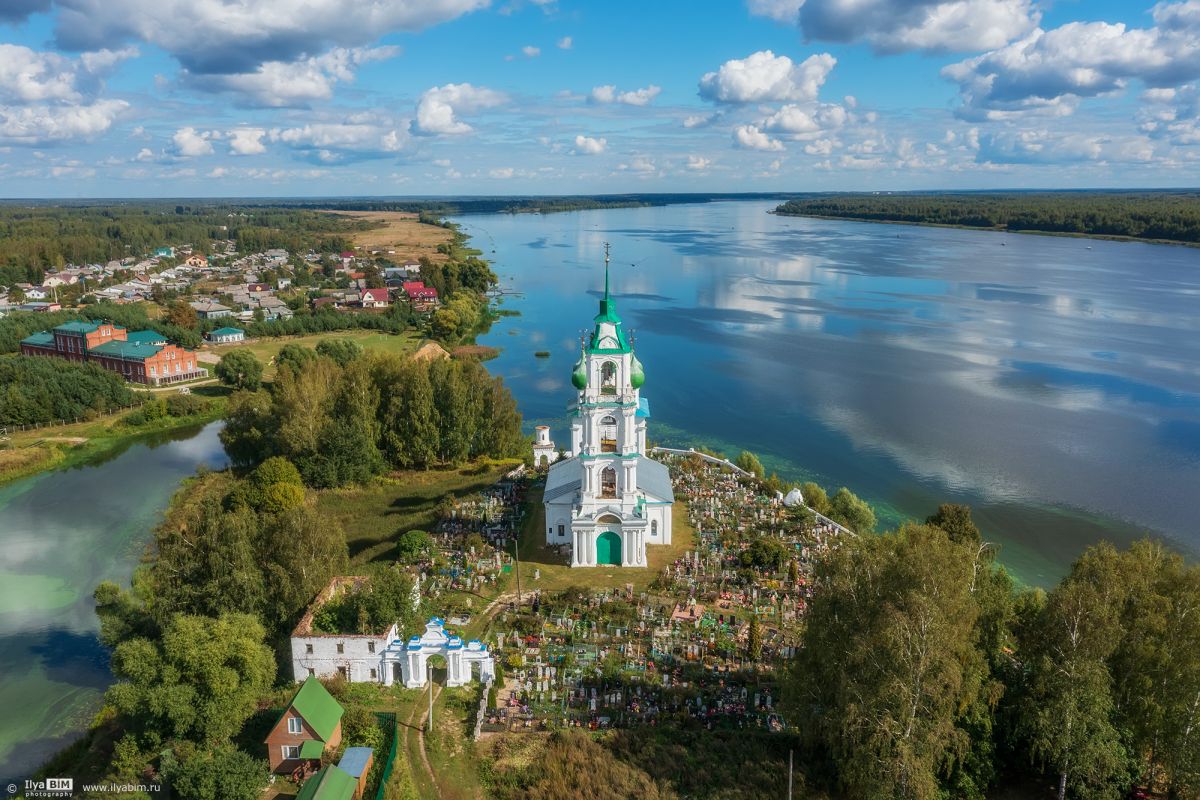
[512,484,695,594]
[315,460,522,565]
[206,329,424,376]
[319,210,454,262]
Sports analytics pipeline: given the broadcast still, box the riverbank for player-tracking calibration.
[0,390,228,488]
[772,209,1200,247]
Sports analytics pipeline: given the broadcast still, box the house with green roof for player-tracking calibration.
[205,326,245,344]
[264,676,345,776]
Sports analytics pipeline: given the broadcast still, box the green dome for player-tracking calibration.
[629,355,645,389]
[571,357,588,390]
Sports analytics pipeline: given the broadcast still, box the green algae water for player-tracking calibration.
[0,422,228,785]
[460,200,1200,588]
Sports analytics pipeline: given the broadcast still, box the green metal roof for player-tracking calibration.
[126,329,166,344]
[586,254,632,354]
[88,340,164,360]
[53,320,101,334]
[21,331,55,346]
[298,739,326,760]
[208,326,244,336]
[295,766,357,800]
[285,677,344,742]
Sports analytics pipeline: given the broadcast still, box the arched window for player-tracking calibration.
[600,467,617,498]
[600,415,618,453]
[651,520,658,537]
[600,361,617,394]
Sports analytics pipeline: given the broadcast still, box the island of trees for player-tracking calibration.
[775,191,1200,245]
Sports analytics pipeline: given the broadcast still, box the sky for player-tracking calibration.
[1,0,1198,197]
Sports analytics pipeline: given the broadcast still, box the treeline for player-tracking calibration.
[775,192,1200,244]
[789,507,1200,800]
[0,354,135,426]
[0,204,368,285]
[281,193,794,216]
[220,348,524,487]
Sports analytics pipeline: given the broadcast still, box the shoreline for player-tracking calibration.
[771,210,1200,248]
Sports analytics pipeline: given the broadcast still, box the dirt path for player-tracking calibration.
[412,684,443,797]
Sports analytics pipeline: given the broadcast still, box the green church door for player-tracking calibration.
[596,530,622,566]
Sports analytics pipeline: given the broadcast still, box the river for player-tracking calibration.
[0,422,228,785]
[461,200,1200,585]
[2,199,1198,783]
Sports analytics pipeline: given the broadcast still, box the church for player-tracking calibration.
[539,247,674,567]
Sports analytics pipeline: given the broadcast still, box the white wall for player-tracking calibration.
[290,624,397,683]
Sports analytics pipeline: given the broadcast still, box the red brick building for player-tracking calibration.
[20,320,205,386]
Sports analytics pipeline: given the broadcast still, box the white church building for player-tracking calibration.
[540,247,674,567]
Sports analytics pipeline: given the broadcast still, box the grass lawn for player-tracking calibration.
[514,484,695,594]
[206,329,424,376]
[315,459,523,565]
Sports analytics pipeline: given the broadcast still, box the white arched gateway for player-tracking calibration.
[381,618,495,688]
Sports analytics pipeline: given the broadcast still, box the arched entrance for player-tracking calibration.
[596,530,622,565]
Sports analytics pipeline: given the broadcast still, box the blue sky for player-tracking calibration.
[0,0,1197,197]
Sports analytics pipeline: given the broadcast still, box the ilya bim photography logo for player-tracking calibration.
[13,777,163,797]
[16,778,71,797]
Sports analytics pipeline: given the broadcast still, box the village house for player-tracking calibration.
[189,299,233,319]
[182,253,208,268]
[264,676,344,776]
[402,281,439,311]
[20,321,204,385]
[359,287,389,309]
[153,246,175,258]
[206,326,245,344]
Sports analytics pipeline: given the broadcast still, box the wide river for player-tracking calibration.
[462,200,1200,584]
[2,199,1198,782]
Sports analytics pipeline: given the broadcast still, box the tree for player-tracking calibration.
[829,486,876,534]
[215,349,263,390]
[219,390,275,468]
[168,745,268,800]
[1017,544,1130,800]
[165,300,199,329]
[397,529,434,561]
[800,482,830,515]
[275,342,318,373]
[316,337,363,366]
[106,612,276,744]
[735,450,765,478]
[789,524,988,800]
[740,537,788,571]
[926,503,982,546]
[747,615,763,661]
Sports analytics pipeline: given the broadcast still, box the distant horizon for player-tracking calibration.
[1,188,1198,204]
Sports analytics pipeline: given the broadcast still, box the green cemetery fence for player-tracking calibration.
[373,711,398,800]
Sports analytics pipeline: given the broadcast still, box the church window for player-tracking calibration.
[600,467,617,498]
[600,361,617,394]
[651,520,658,537]
[558,524,565,536]
[600,415,618,452]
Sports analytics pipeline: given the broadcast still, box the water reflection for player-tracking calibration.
[464,201,1200,586]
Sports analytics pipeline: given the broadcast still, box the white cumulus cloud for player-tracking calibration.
[573,134,607,154]
[733,124,785,151]
[228,128,268,155]
[413,83,507,135]
[699,50,835,104]
[557,36,573,49]
[188,46,398,107]
[172,127,219,157]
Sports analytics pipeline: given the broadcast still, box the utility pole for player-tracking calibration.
[427,661,434,734]
[788,749,793,800]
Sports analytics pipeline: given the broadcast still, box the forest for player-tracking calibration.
[0,354,135,426]
[219,347,525,487]
[775,192,1200,244]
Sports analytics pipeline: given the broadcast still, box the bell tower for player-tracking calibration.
[543,243,671,567]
